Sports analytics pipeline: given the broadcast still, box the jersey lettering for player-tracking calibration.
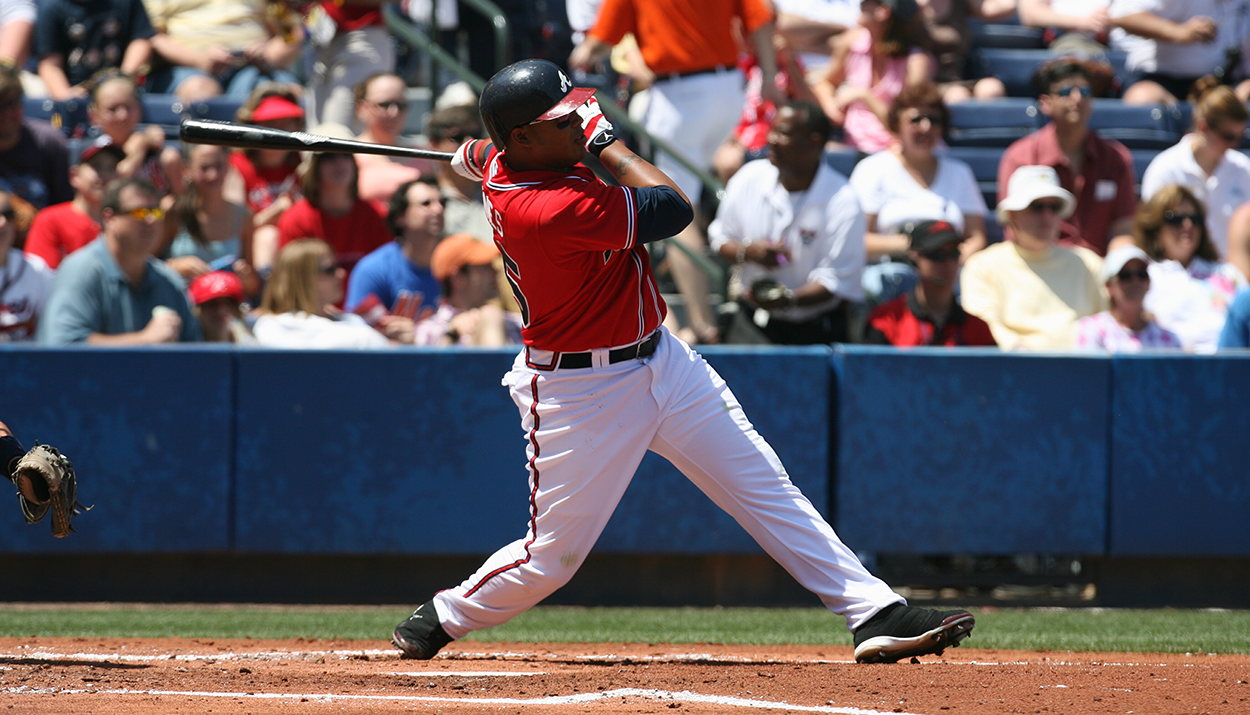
[483,191,505,237]
[499,245,531,326]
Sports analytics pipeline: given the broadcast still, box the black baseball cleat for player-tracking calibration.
[852,603,975,664]
[392,601,454,660]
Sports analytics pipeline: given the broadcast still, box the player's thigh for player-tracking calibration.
[647,337,787,491]
[503,364,660,519]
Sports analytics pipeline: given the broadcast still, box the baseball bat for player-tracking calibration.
[179,118,455,162]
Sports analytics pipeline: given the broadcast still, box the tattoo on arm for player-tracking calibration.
[613,152,640,176]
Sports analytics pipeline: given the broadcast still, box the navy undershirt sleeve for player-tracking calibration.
[0,435,25,481]
[632,186,694,244]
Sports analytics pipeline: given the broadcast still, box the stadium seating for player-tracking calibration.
[824,148,859,178]
[971,48,1131,98]
[943,145,1005,210]
[23,96,90,137]
[946,98,1041,147]
[1086,100,1184,149]
[968,18,1046,50]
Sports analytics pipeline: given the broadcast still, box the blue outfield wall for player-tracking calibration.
[1,345,1247,557]
[833,347,1110,555]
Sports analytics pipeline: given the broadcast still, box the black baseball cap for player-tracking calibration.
[906,220,963,252]
[79,135,126,164]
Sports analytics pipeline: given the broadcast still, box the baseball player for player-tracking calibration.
[392,59,975,664]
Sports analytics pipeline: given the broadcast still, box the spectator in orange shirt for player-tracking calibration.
[569,0,781,345]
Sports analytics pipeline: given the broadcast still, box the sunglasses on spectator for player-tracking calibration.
[117,207,164,222]
[370,99,409,112]
[1163,210,1200,227]
[0,207,13,220]
[1116,268,1149,282]
[317,262,341,275]
[1210,125,1243,144]
[1051,84,1091,99]
[1027,201,1065,214]
[907,113,943,126]
[921,248,961,262]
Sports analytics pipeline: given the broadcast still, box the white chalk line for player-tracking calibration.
[1,685,929,714]
[385,670,543,677]
[0,648,1191,668]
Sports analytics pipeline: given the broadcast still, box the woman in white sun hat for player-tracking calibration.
[1074,245,1181,352]
[960,165,1105,350]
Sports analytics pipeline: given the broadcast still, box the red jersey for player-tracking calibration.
[482,151,666,352]
[276,198,391,275]
[24,202,99,269]
[865,293,997,347]
[230,151,300,214]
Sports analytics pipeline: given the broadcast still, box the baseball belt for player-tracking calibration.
[555,330,661,369]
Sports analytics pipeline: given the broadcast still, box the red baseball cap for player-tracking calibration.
[431,234,499,281]
[250,95,305,123]
[189,271,246,305]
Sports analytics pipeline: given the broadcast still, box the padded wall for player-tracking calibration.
[834,347,1110,555]
[0,346,233,552]
[1108,354,1250,556]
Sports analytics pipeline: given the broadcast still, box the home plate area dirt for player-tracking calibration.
[2,638,1247,714]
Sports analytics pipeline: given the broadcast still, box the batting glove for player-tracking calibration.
[452,139,486,181]
[576,97,617,157]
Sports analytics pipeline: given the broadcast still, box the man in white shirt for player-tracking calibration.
[708,101,865,344]
[0,189,53,341]
[1109,0,1245,105]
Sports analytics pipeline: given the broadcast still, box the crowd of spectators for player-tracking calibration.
[4,0,1250,355]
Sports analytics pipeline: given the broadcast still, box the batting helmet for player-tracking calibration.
[479,59,597,147]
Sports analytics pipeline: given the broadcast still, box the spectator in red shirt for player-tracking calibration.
[24,136,123,269]
[997,57,1137,257]
[227,85,304,273]
[863,219,996,346]
[277,123,391,290]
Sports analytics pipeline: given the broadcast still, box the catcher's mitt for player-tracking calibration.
[13,443,90,538]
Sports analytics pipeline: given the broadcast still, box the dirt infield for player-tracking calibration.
[2,637,1247,714]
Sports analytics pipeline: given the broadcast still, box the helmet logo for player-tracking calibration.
[558,71,572,94]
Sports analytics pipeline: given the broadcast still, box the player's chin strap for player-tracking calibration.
[0,435,24,483]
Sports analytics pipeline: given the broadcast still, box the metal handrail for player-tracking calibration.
[381,5,726,286]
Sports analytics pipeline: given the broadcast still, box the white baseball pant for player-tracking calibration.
[642,70,745,206]
[432,328,903,638]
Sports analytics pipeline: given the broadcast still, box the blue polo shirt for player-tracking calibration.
[344,241,441,314]
[38,238,200,344]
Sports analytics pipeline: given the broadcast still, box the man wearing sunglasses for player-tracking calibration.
[708,101,865,345]
[864,220,996,346]
[38,178,199,344]
[998,58,1137,257]
[0,189,54,342]
[963,165,1105,349]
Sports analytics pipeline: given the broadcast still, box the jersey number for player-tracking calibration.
[499,246,531,327]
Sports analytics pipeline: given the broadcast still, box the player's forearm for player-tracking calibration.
[598,141,690,204]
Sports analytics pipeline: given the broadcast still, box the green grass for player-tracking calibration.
[1,606,1247,654]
